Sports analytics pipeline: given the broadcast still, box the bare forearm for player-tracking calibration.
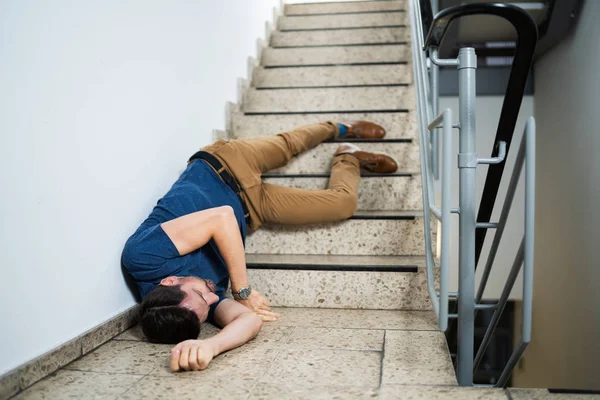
[205,312,263,357]
[211,207,249,292]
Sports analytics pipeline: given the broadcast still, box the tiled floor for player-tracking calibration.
[11,308,599,399]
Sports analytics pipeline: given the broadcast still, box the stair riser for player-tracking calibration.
[271,28,408,47]
[262,45,411,66]
[262,176,422,211]
[246,219,431,256]
[253,65,412,88]
[285,1,406,15]
[278,12,408,31]
[230,110,417,139]
[244,87,414,113]
[249,269,432,310]
[271,142,420,174]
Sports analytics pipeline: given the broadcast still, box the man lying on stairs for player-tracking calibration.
[121,121,399,372]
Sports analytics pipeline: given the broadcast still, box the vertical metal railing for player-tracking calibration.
[408,0,537,387]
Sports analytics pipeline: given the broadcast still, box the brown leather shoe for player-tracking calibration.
[336,143,398,173]
[339,120,386,139]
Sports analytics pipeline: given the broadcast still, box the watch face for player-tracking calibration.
[239,287,251,299]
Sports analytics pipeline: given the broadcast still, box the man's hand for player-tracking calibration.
[170,340,215,372]
[236,290,280,322]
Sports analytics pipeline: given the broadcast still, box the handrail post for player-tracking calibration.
[431,57,440,180]
[457,47,477,386]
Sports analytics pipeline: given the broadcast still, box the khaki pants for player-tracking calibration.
[200,122,360,231]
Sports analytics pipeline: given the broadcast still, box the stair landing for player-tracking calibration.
[13,308,462,399]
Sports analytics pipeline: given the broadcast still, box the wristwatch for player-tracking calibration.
[232,286,252,300]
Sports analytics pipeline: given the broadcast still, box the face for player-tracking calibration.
[160,276,220,323]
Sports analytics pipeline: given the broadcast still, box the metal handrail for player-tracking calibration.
[409,0,537,387]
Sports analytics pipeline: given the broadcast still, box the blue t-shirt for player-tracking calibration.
[121,160,247,322]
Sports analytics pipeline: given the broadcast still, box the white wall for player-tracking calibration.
[439,96,534,299]
[511,0,600,390]
[0,0,278,376]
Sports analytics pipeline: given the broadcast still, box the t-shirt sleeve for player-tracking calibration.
[121,224,181,282]
[206,295,227,327]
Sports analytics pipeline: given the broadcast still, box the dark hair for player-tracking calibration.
[140,285,201,344]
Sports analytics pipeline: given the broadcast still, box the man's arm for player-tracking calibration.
[170,299,262,371]
[160,206,249,292]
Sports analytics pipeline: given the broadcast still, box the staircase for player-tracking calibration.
[4,1,530,399]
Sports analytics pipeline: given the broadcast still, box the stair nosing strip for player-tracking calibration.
[244,110,409,115]
[285,10,406,17]
[255,84,409,90]
[323,138,412,143]
[280,25,406,32]
[271,42,408,49]
[263,62,409,69]
[262,172,415,178]
[349,215,416,220]
[246,264,419,273]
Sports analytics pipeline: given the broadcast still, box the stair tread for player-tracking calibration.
[269,141,419,174]
[285,1,406,16]
[261,175,422,211]
[247,218,430,256]
[244,86,413,114]
[247,253,425,267]
[230,108,417,139]
[262,44,411,67]
[278,11,407,31]
[271,27,408,47]
[254,64,411,88]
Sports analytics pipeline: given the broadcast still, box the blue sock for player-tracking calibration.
[337,123,348,137]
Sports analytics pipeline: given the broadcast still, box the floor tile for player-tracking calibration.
[260,349,381,388]
[13,370,142,400]
[65,340,172,375]
[509,388,600,399]
[382,330,457,386]
[286,327,384,351]
[147,345,280,382]
[119,375,251,400]
[381,385,508,399]
[272,308,437,330]
[244,324,294,349]
[250,383,379,400]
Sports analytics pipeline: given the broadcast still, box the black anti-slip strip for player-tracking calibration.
[256,84,409,90]
[280,25,406,32]
[287,0,402,6]
[245,109,409,115]
[286,10,405,17]
[548,389,600,395]
[323,138,412,143]
[272,42,408,49]
[264,62,408,69]
[349,215,416,220]
[262,172,413,178]
[246,264,419,273]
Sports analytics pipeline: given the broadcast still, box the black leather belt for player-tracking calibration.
[188,150,251,224]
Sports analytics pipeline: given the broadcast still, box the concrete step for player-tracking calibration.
[247,254,432,310]
[278,11,407,31]
[253,65,412,88]
[243,87,413,114]
[270,141,420,174]
[285,1,406,16]
[261,44,411,66]
[246,214,431,256]
[271,27,408,47]
[229,108,417,139]
[262,173,422,210]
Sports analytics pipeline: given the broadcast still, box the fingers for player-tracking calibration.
[170,347,181,372]
[255,308,280,322]
[187,343,200,371]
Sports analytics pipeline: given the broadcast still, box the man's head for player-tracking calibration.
[140,276,220,344]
